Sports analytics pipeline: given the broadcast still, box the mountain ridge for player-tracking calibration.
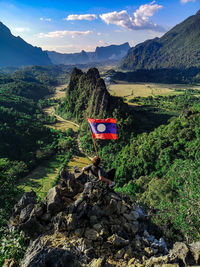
[47,42,130,65]
[0,22,52,67]
[121,11,200,70]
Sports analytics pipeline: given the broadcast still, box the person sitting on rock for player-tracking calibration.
[81,156,115,188]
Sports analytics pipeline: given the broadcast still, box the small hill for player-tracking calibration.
[47,43,130,65]
[0,22,52,67]
[121,11,200,70]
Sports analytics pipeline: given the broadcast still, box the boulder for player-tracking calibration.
[189,241,200,264]
[19,204,35,223]
[12,190,37,217]
[19,216,44,238]
[20,238,81,267]
[84,228,102,241]
[169,242,189,265]
[46,187,63,215]
[107,234,129,248]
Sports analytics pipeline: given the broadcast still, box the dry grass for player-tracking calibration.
[45,84,68,100]
[108,82,200,102]
[67,156,91,172]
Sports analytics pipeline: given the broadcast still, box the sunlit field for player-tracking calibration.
[108,82,200,102]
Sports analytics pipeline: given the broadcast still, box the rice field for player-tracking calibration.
[108,82,200,102]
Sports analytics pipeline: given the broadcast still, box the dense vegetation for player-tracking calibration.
[129,89,200,112]
[105,67,200,84]
[0,66,72,229]
[121,11,200,70]
[60,67,200,243]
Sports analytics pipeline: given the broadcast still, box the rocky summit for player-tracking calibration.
[9,169,200,266]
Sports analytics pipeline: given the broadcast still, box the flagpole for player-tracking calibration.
[92,136,98,157]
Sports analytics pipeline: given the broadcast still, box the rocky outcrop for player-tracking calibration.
[9,169,200,266]
[60,67,111,121]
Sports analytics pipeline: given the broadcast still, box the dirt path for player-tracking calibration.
[17,84,91,198]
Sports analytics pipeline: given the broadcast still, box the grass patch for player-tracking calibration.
[17,153,69,199]
[108,82,200,104]
[67,155,91,172]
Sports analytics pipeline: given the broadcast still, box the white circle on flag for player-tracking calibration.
[97,124,106,132]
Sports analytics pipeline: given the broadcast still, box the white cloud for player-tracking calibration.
[100,1,164,32]
[40,17,52,22]
[65,14,97,21]
[37,30,92,38]
[14,27,30,33]
[180,0,195,3]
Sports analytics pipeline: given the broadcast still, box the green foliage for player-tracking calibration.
[121,13,200,70]
[0,68,74,229]
[129,90,200,112]
[108,68,200,84]
[0,229,27,266]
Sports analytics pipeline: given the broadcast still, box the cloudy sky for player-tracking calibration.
[0,0,199,53]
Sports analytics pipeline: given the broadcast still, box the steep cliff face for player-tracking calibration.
[0,22,52,67]
[59,67,111,121]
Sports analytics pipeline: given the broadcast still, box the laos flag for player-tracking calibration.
[88,118,117,139]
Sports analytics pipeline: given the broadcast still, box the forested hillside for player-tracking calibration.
[0,66,71,227]
[121,11,200,70]
[59,68,200,243]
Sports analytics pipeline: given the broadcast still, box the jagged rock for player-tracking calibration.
[3,258,16,267]
[65,214,77,231]
[12,190,37,217]
[123,210,139,221]
[20,238,80,267]
[15,175,171,266]
[169,242,189,265]
[145,255,169,267]
[46,186,63,215]
[135,206,146,220]
[104,198,118,215]
[116,248,125,259]
[89,258,104,267]
[107,234,129,248]
[189,241,200,264]
[84,228,102,241]
[19,204,35,223]
[19,216,44,238]
[41,213,51,222]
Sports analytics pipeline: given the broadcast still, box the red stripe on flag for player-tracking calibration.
[88,118,116,124]
[92,133,117,139]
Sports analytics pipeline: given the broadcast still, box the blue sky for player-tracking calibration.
[0,0,199,53]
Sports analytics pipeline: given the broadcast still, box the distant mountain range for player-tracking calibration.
[121,10,200,70]
[0,21,130,68]
[47,42,130,65]
[0,22,51,67]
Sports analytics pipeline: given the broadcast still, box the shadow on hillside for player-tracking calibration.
[130,106,176,134]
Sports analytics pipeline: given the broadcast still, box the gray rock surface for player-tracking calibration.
[20,238,81,267]
[46,186,63,215]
